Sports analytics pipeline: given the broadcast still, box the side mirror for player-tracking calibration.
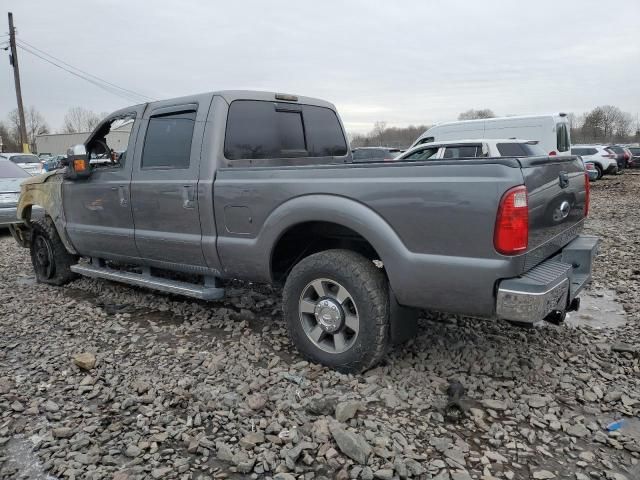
[64,144,91,180]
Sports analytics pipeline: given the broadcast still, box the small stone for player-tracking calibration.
[274,474,296,480]
[247,393,267,410]
[532,470,556,479]
[325,447,338,459]
[528,395,549,408]
[239,431,265,448]
[329,423,372,464]
[451,471,472,480]
[43,400,59,412]
[578,451,595,463]
[335,400,363,423]
[481,399,507,411]
[73,352,96,370]
[151,467,172,479]
[621,394,638,407]
[216,442,234,462]
[125,444,141,457]
[567,423,589,438]
[361,467,374,480]
[52,427,74,439]
[10,401,24,412]
[374,469,394,480]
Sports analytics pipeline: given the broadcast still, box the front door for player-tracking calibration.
[63,107,144,260]
[130,95,212,268]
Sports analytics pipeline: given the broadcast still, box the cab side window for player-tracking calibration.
[403,147,439,161]
[86,114,136,169]
[443,145,481,158]
[141,111,196,169]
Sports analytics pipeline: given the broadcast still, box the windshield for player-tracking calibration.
[497,143,546,157]
[0,160,30,178]
[8,154,39,164]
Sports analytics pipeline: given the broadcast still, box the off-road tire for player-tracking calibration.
[30,217,78,286]
[283,249,390,373]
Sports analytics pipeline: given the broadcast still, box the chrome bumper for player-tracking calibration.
[496,235,599,324]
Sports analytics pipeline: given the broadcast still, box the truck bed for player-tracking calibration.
[214,155,587,317]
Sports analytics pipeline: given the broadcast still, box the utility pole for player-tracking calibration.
[8,12,29,153]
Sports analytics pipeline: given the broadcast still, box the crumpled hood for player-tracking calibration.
[19,171,61,187]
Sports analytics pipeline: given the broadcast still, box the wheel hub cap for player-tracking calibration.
[314,298,343,333]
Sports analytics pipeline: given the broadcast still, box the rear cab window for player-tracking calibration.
[224,100,348,161]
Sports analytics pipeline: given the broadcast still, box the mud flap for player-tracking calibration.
[390,288,419,344]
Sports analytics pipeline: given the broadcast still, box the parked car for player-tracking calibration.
[352,147,402,162]
[628,146,640,167]
[606,145,631,170]
[0,153,43,175]
[11,90,598,372]
[0,159,33,227]
[42,154,67,172]
[570,145,618,179]
[397,139,546,161]
[410,113,571,157]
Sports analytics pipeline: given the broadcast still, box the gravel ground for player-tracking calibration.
[1,174,639,480]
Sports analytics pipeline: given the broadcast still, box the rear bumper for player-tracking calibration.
[496,235,599,324]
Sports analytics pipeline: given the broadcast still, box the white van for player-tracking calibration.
[410,113,571,157]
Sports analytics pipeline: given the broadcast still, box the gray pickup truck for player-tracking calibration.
[12,90,598,372]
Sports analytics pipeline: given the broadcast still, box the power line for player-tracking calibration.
[16,38,154,102]
[17,43,150,103]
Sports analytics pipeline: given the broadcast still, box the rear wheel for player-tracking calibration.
[282,249,390,373]
[30,218,78,286]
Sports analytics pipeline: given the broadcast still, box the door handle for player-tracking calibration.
[182,185,195,209]
[118,185,128,207]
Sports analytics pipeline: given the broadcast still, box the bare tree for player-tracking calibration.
[8,107,50,151]
[350,123,431,149]
[62,107,103,133]
[458,109,495,120]
[0,122,20,152]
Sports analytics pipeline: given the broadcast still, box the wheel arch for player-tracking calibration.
[262,194,410,287]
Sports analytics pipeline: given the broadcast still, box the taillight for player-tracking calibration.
[494,185,529,255]
[584,172,590,217]
[549,151,557,156]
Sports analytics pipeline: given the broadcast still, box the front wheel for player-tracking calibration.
[30,218,78,286]
[282,249,390,373]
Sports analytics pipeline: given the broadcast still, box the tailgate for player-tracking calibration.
[519,155,587,269]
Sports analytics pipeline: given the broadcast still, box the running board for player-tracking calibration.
[70,263,225,300]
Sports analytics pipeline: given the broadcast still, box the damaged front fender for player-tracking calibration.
[11,171,77,254]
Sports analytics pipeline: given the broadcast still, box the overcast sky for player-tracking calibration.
[2,0,639,134]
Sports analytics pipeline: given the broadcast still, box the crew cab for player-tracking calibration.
[11,91,598,372]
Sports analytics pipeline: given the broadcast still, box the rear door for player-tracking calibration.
[130,94,213,267]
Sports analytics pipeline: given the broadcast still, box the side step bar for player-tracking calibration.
[71,263,225,301]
